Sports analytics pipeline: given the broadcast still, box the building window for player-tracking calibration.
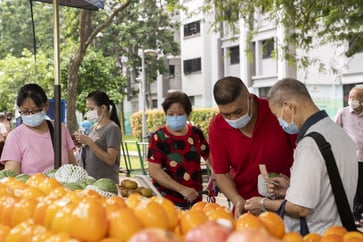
[169,65,175,78]
[229,46,240,64]
[262,38,274,59]
[258,87,271,98]
[183,58,201,74]
[184,21,200,37]
[188,96,195,106]
[152,99,158,109]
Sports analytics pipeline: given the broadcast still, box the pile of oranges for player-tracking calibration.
[0,173,361,242]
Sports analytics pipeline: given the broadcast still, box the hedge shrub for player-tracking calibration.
[130,107,219,140]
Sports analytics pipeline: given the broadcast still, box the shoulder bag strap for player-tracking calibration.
[46,120,59,169]
[305,132,357,231]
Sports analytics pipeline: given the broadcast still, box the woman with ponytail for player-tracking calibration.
[74,91,122,183]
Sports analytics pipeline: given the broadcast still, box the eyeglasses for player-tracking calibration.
[18,109,43,116]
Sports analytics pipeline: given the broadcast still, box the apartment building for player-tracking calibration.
[124,0,363,133]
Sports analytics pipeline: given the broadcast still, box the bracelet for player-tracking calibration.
[260,198,267,212]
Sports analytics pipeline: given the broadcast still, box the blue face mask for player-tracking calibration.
[224,97,251,129]
[278,108,299,134]
[166,115,187,131]
[21,111,47,127]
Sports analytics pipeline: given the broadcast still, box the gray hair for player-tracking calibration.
[267,78,312,105]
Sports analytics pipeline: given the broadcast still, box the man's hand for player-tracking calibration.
[267,174,290,198]
[244,196,265,215]
[233,197,246,219]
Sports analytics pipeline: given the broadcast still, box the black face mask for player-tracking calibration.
[6,117,11,121]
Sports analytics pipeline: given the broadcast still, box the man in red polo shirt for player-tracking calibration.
[208,76,295,218]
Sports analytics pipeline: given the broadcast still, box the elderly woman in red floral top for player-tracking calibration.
[147,91,210,209]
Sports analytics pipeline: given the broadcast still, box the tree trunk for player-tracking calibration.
[65,1,132,133]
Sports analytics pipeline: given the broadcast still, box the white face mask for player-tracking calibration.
[348,100,361,109]
[86,109,101,123]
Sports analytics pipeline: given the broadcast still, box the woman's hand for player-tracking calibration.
[73,131,90,146]
[179,186,199,203]
[267,174,290,198]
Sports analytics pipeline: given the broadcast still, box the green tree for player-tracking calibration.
[0,49,54,111]
[200,0,363,65]
[0,1,54,59]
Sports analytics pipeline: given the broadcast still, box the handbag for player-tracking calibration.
[305,132,357,231]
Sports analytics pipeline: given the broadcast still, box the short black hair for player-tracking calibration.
[17,83,48,107]
[213,76,249,105]
[162,91,192,115]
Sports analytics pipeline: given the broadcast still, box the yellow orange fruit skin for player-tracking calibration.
[0,224,11,241]
[69,198,108,242]
[258,211,286,239]
[323,226,348,238]
[235,212,266,232]
[150,196,179,230]
[320,234,344,242]
[343,231,363,241]
[134,199,169,229]
[283,231,304,242]
[303,233,322,242]
[108,207,144,241]
[179,210,208,235]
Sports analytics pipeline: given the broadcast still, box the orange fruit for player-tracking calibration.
[236,212,266,231]
[303,233,322,242]
[344,238,363,242]
[69,198,108,241]
[108,207,144,241]
[16,186,45,199]
[150,196,179,229]
[207,206,235,228]
[0,224,11,241]
[103,196,127,217]
[44,197,74,230]
[46,186,68,200]
[99,238,123,242]
[283,231,304,242]
[343,231,363,241]
[191,201,208,212]
[323,226,348,238]
[179,209,208,235]
[5,219,39,241]
[321,234,344,242]
[125,193,144,209]
[0,195,18,226]
[33,197,57,225]
[133,199,169,229]
[322,225,348,237]
[258,211,285,239]
[202,202,221,216]
[50,202,77,234]
[11,197,38,227]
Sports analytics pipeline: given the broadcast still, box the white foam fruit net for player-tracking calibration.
[54,164,89,183]
[84,185,117,198]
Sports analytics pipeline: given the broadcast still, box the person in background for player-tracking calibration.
[335,84,363,227]
[0,83,77,175]
[0,113,8,141]
[244,78,358,235]
[5,112,14,132]
[73,91,121,184]
[147,91,210,209]
[208,76,295,218]
[80,116,92,135]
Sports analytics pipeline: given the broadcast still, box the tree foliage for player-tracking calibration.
[0,49,54,111]
[200,0,363,64]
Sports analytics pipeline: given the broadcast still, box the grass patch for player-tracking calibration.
[120,135,149,174]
